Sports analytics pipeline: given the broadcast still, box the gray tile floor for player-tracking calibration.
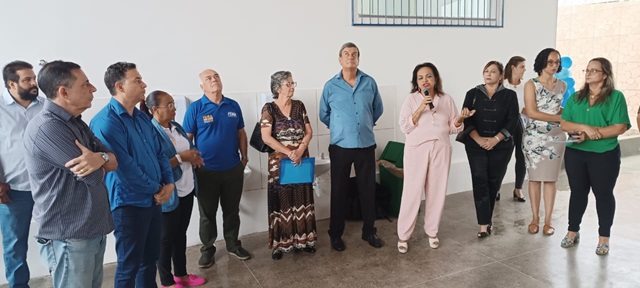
[7,155,640,288]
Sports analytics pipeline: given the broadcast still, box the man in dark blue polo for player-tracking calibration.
[90,62,174,287]
[184,69,250,268]
[319,42,385,251]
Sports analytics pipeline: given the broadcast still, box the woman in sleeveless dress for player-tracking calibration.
[260,71,317,260]
[522,48,567,236]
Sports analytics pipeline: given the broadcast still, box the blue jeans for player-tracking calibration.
[37,235,107,288]
[0,190,34,288]
[113,205,161,288]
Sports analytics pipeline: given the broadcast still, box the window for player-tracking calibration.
[352,0,504,27]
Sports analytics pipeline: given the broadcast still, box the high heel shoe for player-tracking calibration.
[271,251,283,260]
[513,189,526,202]
[561,232,580,248]
[477,225,491,238]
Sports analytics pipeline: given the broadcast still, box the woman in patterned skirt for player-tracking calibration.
[260,71,317,260]
[522,48,567,236]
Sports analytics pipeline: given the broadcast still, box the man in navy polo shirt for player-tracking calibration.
[184,69,250,268]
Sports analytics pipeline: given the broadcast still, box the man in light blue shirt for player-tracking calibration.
[0,60,43,288]
[319,42,384,251]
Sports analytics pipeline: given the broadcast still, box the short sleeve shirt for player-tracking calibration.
[562,90,631,153]
[183,95,244,171]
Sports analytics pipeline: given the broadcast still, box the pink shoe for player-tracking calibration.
[174,274,207,286]
[161,284,185,288]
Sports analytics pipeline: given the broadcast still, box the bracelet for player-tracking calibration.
[175,154,183,164]
[241,157,248,161]
[494,136,500,142]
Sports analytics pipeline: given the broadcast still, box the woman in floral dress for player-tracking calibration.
[260,71,317,260]
[522,48,567,236]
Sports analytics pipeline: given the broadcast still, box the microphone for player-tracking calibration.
[423,87,434,110]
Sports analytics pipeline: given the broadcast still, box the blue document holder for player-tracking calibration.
[279,157,315,185]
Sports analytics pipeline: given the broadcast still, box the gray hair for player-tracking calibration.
[339,42,360,57]
[270,70,292,99]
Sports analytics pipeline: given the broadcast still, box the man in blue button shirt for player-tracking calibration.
[0,60,43,288]
[183,69,251,268]
[319,42,384,251]
[90,62,175,288]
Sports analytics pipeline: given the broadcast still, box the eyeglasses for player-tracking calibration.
[282,82,297,88]
[547,60,561,66]
[156,103,176,109]
[583,69,603,75]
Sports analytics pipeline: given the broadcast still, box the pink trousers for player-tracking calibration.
[397,140,451,240]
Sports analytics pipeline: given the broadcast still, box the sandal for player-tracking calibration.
[543,225,555,236]
[596,243,609,256]
[528,224,539,234]
[428,237,440,249]
[561,232,580,248]
[397,241,408,254]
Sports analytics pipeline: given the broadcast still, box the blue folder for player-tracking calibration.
[279,157,315,185]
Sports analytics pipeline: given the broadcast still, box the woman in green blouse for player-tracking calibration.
[559,57,630,256]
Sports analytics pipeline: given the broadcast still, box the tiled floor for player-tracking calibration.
[6,155,640,288]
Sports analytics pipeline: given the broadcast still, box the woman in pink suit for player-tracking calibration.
[396,62,475,253]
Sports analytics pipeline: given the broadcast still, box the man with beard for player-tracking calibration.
[0,60,43,287]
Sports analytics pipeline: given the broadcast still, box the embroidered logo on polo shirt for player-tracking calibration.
[203,115,213,123]
[227,112,237,118]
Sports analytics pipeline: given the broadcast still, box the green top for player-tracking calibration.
[562,89,631,153]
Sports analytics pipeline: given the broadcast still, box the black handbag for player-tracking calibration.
[250,103,275,153]
[455,126,474,143]
[455,93,477,143]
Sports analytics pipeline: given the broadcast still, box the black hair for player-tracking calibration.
[37,60,81,99]
[533,48,562,76]
[140,90,169,117]
[104,62,137,96]
[3,60,33,89]
[410,62,443,96]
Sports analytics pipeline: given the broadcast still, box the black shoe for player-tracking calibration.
[496,192,501,201]
[271,251,283,260]
[198,249,215,268]
[477,225,491,238]
[303,246,316,253]
[362,234,384,248]
[513,189,526,202]
[228,245,251,260]
[331,238,345,251]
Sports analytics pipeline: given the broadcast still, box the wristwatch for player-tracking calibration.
[99,152,110,163]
